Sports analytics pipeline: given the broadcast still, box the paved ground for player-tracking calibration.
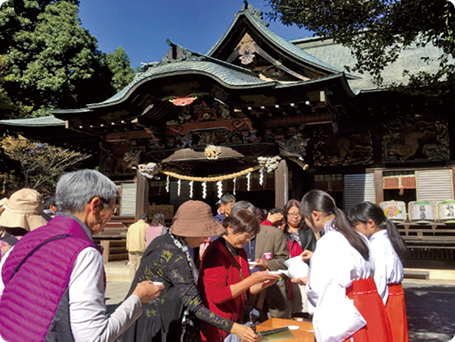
[105,279,455,341]
[105,281,131,315]
[403,279,455,341]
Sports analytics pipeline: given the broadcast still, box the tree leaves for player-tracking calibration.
[0,0,135,117]
[106,46,135,93]
[0,135,90,196]
[268,0,455,95]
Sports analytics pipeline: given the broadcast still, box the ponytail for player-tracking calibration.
[348,201,408,261]
[301,190,369,261]
[383,219,408,260]
[333,208,370,261]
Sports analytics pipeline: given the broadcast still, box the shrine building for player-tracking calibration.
[2,5,455,267]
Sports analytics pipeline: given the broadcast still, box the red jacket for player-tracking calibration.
[197,238,251,342]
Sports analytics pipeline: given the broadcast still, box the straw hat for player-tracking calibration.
[0,189,51,231]
[170,200,225,237]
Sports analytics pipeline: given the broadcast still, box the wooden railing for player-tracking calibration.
[398,222,455,261]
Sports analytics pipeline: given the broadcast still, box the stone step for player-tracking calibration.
[404,268,455,280]
[105,262,130,282]
[404,269,430,280]
[105,265,455,282]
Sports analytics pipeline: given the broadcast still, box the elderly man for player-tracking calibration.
[0,170,163,342]
[214,193,236,224]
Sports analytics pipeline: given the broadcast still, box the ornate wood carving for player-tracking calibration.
[103,141,142,175]
[237,33,258,66]
[382,115,450,164]
[313,126,374,166]
[277,132,310,161]
[106,130,157,142]
[167,118,254,136]
[262,112,332,128]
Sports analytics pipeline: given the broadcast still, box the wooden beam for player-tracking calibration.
[275,159,289,208]
[452,167,455,199]
[100,240,110,265]
[374,170,384,204]
[135,170,149,220]
[106,130,155,142]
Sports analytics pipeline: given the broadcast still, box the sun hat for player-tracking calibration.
[0,198,7,215]
[0,189,51,231]
[170,200,225,237]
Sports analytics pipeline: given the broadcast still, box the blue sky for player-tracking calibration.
[78,0,313,70]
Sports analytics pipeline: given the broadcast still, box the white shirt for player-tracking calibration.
[307,221,375,342]
[0,244,142,342]
[369,229,404,305]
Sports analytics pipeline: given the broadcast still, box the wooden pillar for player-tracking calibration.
[374,170,384,204]
[135,170,149,220]
[452,167,455,199]
[275,159,289,208]
[100,240,110,265]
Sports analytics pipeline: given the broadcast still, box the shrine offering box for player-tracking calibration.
[380,201,407,223]
[408,201,437,223]
[437,200,455,223]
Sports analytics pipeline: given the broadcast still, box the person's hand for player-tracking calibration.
[291,276,309,285]
[230,323,259,342]
[268,212,284,225]
[300,250,313,261]
[132,281,164,303]
[250,270,280,284]
[253,258,268,271]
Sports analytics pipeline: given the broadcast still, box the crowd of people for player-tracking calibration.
[0,169,410,342]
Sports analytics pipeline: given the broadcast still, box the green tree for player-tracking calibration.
[268,0,455,95]
[5,1,104,112]
[0,0,135,117]
[106,46,135,93]
[0,54,32,119]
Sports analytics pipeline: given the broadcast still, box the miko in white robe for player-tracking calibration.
[369,229,404,304]
[306,221,375,342]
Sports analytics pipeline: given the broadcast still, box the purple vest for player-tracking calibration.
[0,216,97,342]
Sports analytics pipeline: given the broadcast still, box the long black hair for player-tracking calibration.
[348,201,408,260]
[300,190,370,260]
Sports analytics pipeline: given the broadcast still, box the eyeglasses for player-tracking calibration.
[98,200,118,215]
[243,233,254,241]
[288,212,301,217]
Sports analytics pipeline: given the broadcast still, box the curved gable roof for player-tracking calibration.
[0,115,65,127]
[90,47,275,108]
[207,4,342,75]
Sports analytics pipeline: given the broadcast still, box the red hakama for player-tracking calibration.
[343,278,393,342]
[386,283,409,342]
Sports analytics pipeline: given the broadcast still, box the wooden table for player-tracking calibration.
[256,318,314,342]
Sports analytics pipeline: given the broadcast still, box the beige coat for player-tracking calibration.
[126,220,148,252]
[249,224,290,318]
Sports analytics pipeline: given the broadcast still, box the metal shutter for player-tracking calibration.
[343,173,376,212]
[416,169,453,201]
[120,182,136,216]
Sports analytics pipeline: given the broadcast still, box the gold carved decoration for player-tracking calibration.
[237,33,258,65]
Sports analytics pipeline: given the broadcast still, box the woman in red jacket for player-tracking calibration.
[197,209,281,342]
